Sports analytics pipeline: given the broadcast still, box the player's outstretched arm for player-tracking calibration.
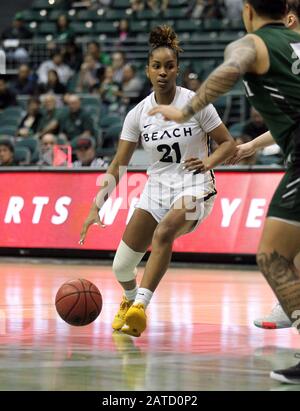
[79,140,137,245]
[148,35,257,122]
[226,131,275,164]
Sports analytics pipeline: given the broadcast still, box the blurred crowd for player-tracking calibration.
[0,0,283,168]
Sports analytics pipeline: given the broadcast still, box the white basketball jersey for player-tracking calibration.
[120,86,222,190]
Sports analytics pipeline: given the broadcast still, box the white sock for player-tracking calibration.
[134,288,153,308]
[124,285,138,302]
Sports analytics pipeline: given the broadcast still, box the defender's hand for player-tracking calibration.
[225,142,256,165]
[148,105,185,123]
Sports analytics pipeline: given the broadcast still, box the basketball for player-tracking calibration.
[55,279,102,326]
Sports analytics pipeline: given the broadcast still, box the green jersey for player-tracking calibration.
[243,24,300,158]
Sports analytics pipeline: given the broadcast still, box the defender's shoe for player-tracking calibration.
[253,303,292,329]
[271,356,300,384]
[121,303,147,337]
[112,296,133,331]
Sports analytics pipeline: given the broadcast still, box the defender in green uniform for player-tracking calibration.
[149,0,300,384]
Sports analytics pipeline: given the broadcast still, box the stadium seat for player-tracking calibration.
[176,20,202,32]
[104,124,122,143]
[137,10,158,20]
[169,0,188,6]
[113,0,129,9]
[32,0,59,10]
[15,137,38,155]
[48,9,65,21]
[14,146,31,165]
[0,125,18,136]
[37,22,57,35]
[190,32,218,42]
[99,115,121,129]
[164,8,186,19]
[203,19,224,31]
[80,95,101,106]
[130,21,148,33]
[76,10,102,22]
[95,22,117,34]
[105,9,128,20]
[20,9,46,22]
[2,107,24,117]
[66,73,79,93]
[69,22,94,35]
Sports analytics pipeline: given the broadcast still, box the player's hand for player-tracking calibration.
[79,202,106,245]
[182,158,211,174]
[148,105,185,123]
[225,141,256,165]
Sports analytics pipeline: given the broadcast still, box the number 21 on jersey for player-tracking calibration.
[157,142,182,163]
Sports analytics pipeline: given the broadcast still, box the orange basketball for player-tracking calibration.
[55,279,102,326]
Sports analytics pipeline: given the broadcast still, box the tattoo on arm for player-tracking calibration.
[182,36,257,121]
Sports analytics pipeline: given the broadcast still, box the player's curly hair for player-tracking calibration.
[148,25,183,63]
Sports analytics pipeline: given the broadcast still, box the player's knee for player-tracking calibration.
[112,254,137,282]
[153,223,176,245]
[112,240,144,282]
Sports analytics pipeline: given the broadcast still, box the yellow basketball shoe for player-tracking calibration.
[121,303,147,337]
[112,296,133,331]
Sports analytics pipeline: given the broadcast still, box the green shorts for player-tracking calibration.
[267,165,300,222]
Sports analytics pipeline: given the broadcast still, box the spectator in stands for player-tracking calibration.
[0,139,16,166]
[17,97,43,138]
[130,0,145,13]
[99,66,121,112]
[147,0,169,13]
[1,12,32,40]
[37,133,57,166]
[37,50,74,86]
[38,69,67,96]
[88,0,112,9]
[41,94,97,141]
[187,0,223,19]
[112,51,126,84]
[117,19,130,44]
[61,40,83,71]
[120,64,143,106]
[0,77,17,110]
[55,15,75,43]
[87,41,111,66]
[11,64,37,96]
[186,73,202,92]
[73,136,107,168]
[186,0,206,18]
[241,107,268,143]
[202,0,224,19]
[38,94,60,136]
[76,54,102,93]
[224,0,243,20]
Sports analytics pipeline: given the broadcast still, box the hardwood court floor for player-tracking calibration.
[0,258,299,391]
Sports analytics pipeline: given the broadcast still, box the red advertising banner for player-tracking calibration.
[0,170,283,254]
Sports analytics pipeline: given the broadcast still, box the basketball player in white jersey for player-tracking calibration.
[79,26,235,337]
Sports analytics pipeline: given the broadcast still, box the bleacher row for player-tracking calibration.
[0,98,124,165]
[19,0,244,40]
